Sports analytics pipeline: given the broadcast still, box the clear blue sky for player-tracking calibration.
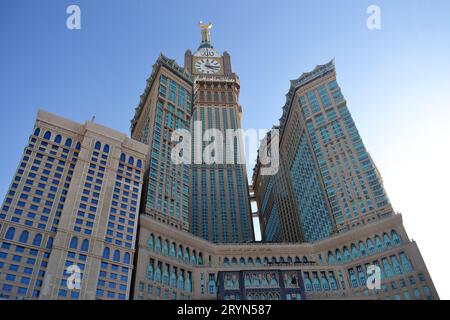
[1,0,450,298]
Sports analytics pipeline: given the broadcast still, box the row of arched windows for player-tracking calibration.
[147,234,204,266]
[94,141,110,154]
[120,153,142,169]
[102,246,131,264]
[33,127,79,149]
[223,255,310,267]
[68,236,90,252]
[4,226,53,249]
[327,230,402,264]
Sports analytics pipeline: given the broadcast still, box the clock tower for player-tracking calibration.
[185,22,254,243]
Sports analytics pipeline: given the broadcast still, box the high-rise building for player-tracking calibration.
[0,23,439,301]
[185,22,253,243]
[0,110,148,300]
[131,54,193,232]
[254,60,393,243]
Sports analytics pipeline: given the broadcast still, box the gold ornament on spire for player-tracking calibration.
[199,21,212,45]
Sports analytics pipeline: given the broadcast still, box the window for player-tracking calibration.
[33,128,41,136]
[33,234,42,246]
[113,250,121,262]
[103,247,110,259]
[69,237,78,249]
[44,131,52,140]
[95,141,101,150]
[65,138,72,148]
[103,144,110,154]
[5,227,15,240]
[54,135,62,144]
[128,156,134,166]
[123,253,130,264]
[19,230,29,243]
[120,153,126,162]
[137,160,142,168]
[81,239,89,252]
[46,237,54,249]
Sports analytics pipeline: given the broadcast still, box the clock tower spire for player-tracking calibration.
[198,21,213,48]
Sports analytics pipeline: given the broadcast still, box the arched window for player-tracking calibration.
[75,142,81,150]
[328,251,336,264]
[81,239,89,252]
[343,247,351,261]
[33,234,42,246]
[43,131,52,140]
[302,256,309,263]
[65,138,72,148]
[190,250,197,265]
[33,128,41,136]
[113,250,121,262]
[279,257,285,263]
[178,245,183,260]
[287,256,293,264]
[240,257,246,265]
[359,241,367,256]
[46,237,54,249]
[120,153,126,162]
[170,242,176,257]
[391,230,401,245]
[19,230,29,243]
[367,239,375,254]
[383,233,392,247]
[137,160,142,168]
[128,156,134,166]
[271,257,277,264]
[94,141,101,150]
[256,257,261,265]
[335,249,343,262]
[351,244,359,259]
[54,135,62,144]
[375,235,384,251]
[231,257,237,265]
[184,248,190,262]
[103,144,110,154]
[163,240,169,256]
[103,247,110,259]
[5,227,15,240]
[248,257,254,265]
[223,257,229,266]
[69,237,78,249]
[155,237,162,252]
[147,234,154,250]
[123,252,130,264]
[263,257,269,265]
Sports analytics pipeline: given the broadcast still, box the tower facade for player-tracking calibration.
[185,23,253,243]
[0,110,148,300]
[131,55,193,232]
[254,60,393,243]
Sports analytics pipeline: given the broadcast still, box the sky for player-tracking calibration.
[1,0,450,299]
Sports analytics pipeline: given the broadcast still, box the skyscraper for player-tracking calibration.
[0,23,439,301]
[185,22,253,243]
[0,110,148,300]
[254,60,393,243]
[131,54,193,232]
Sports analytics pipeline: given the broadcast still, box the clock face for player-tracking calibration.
[194,58,221,74]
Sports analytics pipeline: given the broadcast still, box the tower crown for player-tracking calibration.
[198,21,213,49]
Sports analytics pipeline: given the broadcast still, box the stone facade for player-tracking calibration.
[0,110,149,300]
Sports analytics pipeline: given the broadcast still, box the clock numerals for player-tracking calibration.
[195,58,221,74]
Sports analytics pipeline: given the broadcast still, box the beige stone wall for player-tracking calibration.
[134,213,439,300]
